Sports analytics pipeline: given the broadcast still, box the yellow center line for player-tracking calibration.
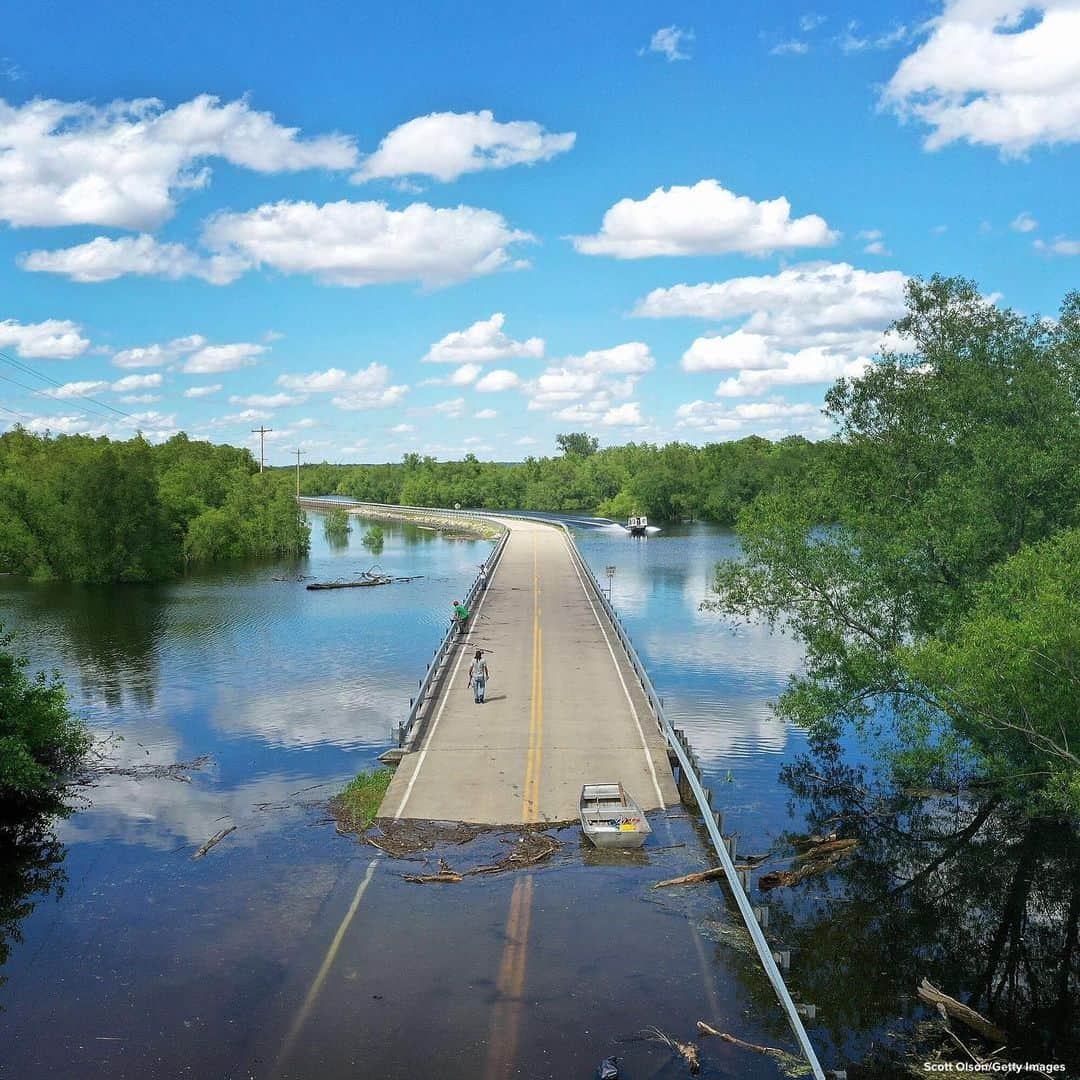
[484,874,535,1080]
[523,533,543,822]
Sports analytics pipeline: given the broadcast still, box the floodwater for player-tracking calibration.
[1,515,1075,1076]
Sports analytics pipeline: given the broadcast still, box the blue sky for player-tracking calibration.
[1,0,1077,463]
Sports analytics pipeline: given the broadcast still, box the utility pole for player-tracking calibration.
[251,426,273,473]
[293,447,304,497]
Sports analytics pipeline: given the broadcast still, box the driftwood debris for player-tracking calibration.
[191,825,236,860]
[652,866,727,889]
[637,1027,700,1074]
[404,857,463,884]
[759,836,858,891]
[696,1022,787,1059]
[917,978,1008,1044]
[403,869,463,884]
[403,834,562,883]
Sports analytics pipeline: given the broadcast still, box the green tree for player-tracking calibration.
[555,432,599,457]
[906,530,1080,816]
[710,277,1080,819]
[0,628,90,807]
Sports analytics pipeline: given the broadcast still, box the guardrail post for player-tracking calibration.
[773,949,791,971]
[753,905,770,930]
[796,1004,817,1021]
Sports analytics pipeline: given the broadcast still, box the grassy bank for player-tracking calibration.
[330,768,394,831]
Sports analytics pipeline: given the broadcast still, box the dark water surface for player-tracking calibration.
[3,515,1070,1076]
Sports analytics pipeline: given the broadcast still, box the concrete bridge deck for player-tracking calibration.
[380,516,678,824]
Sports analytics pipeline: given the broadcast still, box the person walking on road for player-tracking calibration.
[468,649,490,704]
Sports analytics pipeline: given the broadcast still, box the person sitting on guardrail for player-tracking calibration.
[468,649,489,704]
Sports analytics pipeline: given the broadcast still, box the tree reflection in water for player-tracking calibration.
[759,745,1079,1075]
[0,802,68,1004]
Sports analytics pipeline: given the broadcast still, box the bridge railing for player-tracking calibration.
[555,524,828,1080]
[396,525,510,748]
[297,497,830,1079]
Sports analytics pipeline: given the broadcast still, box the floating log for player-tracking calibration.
[652,866,726,889]
[191,825,235,860]
[306,578,392,590]
[696,1023,788,1060]
[759,836,858,891]
[917,978,1007,1043]
[795,837,857,861]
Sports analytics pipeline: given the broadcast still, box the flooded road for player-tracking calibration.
[3,515,1072,1075]
[0,518,820,1077]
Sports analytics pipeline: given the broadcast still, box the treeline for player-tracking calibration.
[712,277,1080,821]
[0,430,309,583]
[293,434,829,523]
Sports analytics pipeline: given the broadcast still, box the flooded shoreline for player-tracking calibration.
[1,516,1076,1076]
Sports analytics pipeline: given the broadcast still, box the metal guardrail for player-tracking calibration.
[556,524,827,1080]
[297,497,829,1079]
[396,526,510,748]
[296,497,509,749]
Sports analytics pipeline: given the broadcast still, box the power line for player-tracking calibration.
[0,402,37,422]
[0,349,138,422]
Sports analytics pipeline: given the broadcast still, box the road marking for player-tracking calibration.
[563,531,666,809]
[392,546,499,819]
[275,854,381,1075]
[523,534,544,822]
[483,874,535,1080]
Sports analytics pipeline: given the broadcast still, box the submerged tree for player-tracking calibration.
[361,524,385,553]
[0,628,89,808]
[322,508,352,541]
[710,277,1080,820]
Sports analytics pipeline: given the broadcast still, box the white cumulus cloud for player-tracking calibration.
[474,369,521,392]
[639,262,908,396]
[201,199,532,288]
[41,380,110,399]
[601,402,644,426]
[183,383,222,398]
[449,363,482,386]
[112,333,207,369]
[882,2,1080,154]
[353,110,575,183]
[636,261,907,343]
[423,312,544,364]
[20,234,248,284]
[676,399,822,431]
[229,392,306,408]
[1010,211,1038,233]
[572,179,837,258]
[561,342,655,375]
[0,93,358,229]
[111,373,163,392]
[276,362,407,410]
[1034,236,1080,255]
[0,317,89,359]
[182,342,266,374]
[642,26,694,62]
